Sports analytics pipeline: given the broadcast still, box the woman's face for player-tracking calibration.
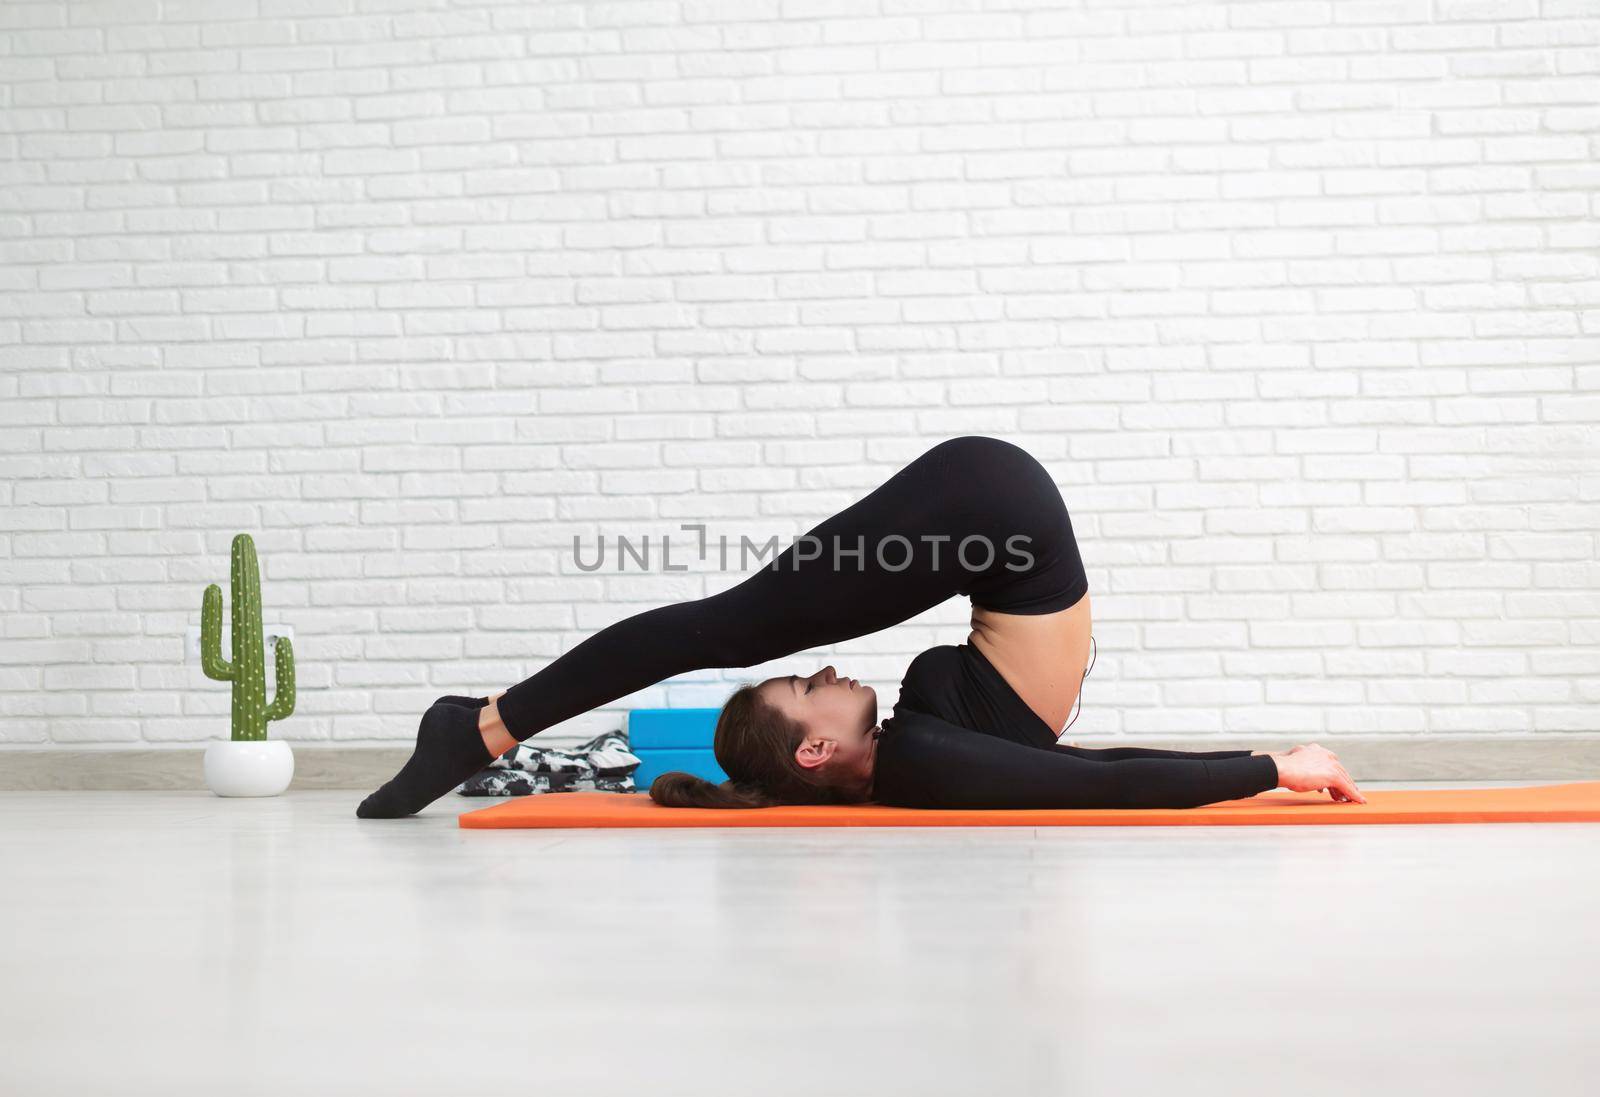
[759,664,879,779]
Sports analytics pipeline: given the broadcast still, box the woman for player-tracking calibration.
[358,435,1363,818]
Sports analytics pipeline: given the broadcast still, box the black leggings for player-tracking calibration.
[497,435,1087,742]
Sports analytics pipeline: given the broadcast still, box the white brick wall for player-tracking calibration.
[2,0,1596,750]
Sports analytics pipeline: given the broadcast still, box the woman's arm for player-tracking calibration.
[1051,742,1257,762]
[876,713,1280,810]
[1051,740,1366,803]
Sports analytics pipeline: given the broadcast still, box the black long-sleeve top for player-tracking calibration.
[870,642,1280,809]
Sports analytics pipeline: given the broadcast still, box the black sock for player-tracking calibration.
[356,702,496,819]
[433,694,489,709]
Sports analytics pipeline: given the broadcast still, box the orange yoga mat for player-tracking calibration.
[457,780,1600,829]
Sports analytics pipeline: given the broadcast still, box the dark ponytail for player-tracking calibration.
[648,681,864,809]
[648,771,781,808]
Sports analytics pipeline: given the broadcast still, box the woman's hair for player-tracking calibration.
[648,681,864,809]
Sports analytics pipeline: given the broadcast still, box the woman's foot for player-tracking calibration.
[355,702,496,819]
[477,698,518,759]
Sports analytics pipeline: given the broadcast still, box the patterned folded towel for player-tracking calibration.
[455,728,641,797]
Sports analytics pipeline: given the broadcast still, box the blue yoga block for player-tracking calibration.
[626,708,720,750]
[627,710,726,792]
[631,748,728,792]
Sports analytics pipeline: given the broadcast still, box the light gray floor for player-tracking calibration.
[2,786,1597,1097]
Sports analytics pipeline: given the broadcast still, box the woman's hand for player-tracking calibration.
[1268,743,1366,804]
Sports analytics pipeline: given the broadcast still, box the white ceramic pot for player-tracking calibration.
[204,738,294,797]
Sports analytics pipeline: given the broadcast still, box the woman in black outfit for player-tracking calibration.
[357,434,1363,818]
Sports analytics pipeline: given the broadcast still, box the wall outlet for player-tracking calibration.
[185,623,295,664]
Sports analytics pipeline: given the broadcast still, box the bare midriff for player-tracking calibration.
[966,590,1092,736]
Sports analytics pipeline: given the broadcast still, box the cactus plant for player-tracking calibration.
[200,532,295,741]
